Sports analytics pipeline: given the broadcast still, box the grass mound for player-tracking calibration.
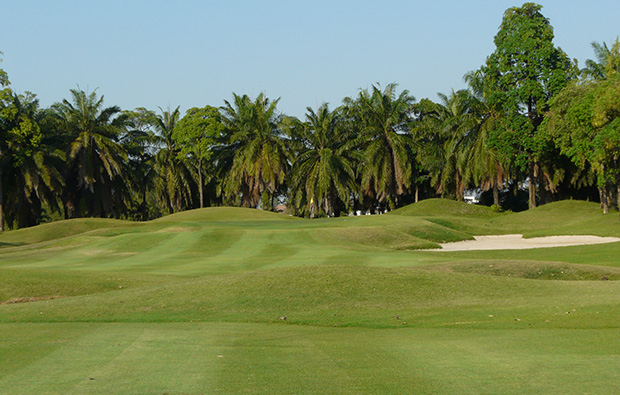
[314,217,474,250]
[490,200,620,237]
[0,218,135,248]
[429,260,620,281]
[391,198,496,217]
[0,268,173,305]
[154,206,296,223]
[315,226,440,250]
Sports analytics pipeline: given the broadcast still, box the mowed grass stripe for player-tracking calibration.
[1,323,618,394]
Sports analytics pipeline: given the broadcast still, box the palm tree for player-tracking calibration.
[437,89,475,201]
[120,108,160,220]
[412,81,508,205]
[582,38,620,80]
[412,91,472,201]
[461,71,508,206]
[344,83,416,210]
[152,106,195,213]
[220,93,289,209]
[52,88,127,218]
[289,104,359,217]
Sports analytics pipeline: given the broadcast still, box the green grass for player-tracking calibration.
[1,199,620,394]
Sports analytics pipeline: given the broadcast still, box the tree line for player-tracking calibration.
[1,3,620,230]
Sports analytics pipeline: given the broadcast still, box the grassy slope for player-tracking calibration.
[1,199,620,394]
[0,218,135,247]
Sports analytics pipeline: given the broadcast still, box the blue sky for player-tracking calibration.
[2,1,619,118]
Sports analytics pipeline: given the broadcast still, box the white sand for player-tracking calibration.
[433,234,620,251]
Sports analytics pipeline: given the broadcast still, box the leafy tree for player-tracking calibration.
[173,106,223,208]
[1,56,62,229]
[481,3,577,208]
[343,83,416,210]
[0,53,9,230]
[591,74,620,215]
[220,93,289,209]
[51,88,128,218]
[1,89,64,229]
[0,52,9,230]
[0,51,7,87]
[289,104,359,217]
[545,74,620,217]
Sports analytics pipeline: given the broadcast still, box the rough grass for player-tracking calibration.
[1,199,620,394]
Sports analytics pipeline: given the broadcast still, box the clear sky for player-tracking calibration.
[2,1,619,118]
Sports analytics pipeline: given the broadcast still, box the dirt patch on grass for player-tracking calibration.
[79,249,111,256]
[1,295,64,305]
[156,226,197,233]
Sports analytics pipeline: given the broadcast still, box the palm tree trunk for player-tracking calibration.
[602,186,609,214]
[528,159,537,209]
[0,166,4,232]
[415,184,419,203]
[617,182,620,222]
[140,182,148,220]
[456,172,463,202]
[198,158,204,208]
[493,183,499,206]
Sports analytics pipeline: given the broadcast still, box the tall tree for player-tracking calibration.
[0,52,7,87]
[412,90,488,203]
[1,90,65,229]
[220,93,289,209]
[120,108,159,220]
[289,104,359,217]
[438,89,478,201]
[0,51,9,230]
[1,56,63,229]
[344,83,416,210]
[462,70,507,206]
[152,106,195,213]
[545,74,620,218]
[481,3,577,208]
[51,89,128,218]
[173,105,223,208]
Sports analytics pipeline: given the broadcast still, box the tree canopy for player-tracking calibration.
[2,3,620,229]
[481,2,578,208]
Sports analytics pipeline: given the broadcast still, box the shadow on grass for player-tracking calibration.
[0,242,25,248]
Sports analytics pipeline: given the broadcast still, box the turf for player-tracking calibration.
[1,199,620,394]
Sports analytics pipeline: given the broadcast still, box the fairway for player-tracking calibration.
[1,199,620,394]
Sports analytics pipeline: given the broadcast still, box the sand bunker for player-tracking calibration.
[435,234,620,251]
